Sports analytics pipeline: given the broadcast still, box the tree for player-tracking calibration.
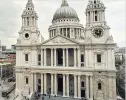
[116,68,125,99]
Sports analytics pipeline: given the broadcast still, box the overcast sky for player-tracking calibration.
[0,0,125,48]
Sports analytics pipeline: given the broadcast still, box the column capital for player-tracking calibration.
[66,74,69,76]
[51,73,54,75]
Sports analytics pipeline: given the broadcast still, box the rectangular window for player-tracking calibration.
[38,54,41,65]
[25,54,28,61]
[95,16,97,21]
[88,12,90,22]
[81,54,84,62]
[97,54,101,63]
[26,78,28,84]
[95,11,97,14]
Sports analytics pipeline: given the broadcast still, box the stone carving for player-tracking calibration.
[53,39,58,43]
[23,49,30,54]
[60,38,66,43]
[85,36,91,43]
[56,26,60,35]
[17,39,21,44]
[53,38,66,43]
[106,35,113,43]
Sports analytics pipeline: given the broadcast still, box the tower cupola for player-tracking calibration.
[86,0,106,27]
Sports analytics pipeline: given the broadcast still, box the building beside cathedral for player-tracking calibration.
[15,0,117,100]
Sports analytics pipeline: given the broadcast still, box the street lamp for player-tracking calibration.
[0,61,3,80]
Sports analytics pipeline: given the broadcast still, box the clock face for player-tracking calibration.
[93,27,103,38]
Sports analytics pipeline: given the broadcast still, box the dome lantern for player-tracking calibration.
[61,0,69,7]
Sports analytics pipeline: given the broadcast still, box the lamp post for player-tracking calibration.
[0,62,3,80]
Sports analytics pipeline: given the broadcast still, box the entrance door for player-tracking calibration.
[81,90,85,98]
[58,78,63,92]
[58,49,63,66]
[37,85,41,93]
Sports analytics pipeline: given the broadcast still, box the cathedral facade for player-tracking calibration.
[15,0,117,100]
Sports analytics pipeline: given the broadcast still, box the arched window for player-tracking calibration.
[81,81,85,87]
[98,82,102,90]
[26,77,28,84]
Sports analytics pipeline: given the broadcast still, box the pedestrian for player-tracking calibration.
[42,96,44,100]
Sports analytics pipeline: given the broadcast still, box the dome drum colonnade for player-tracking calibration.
[48,0,84,39]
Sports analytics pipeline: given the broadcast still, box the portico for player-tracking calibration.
[32,72,93,99]
[41,48,80,67]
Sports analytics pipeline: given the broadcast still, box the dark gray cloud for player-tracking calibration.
[0,0,125,48]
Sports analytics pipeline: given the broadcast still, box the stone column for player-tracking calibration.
[44,49,47,66]
[63,48,65,66]
[41,74,44,94]
[34,73,37,92]
[86,75,89,99]
[74,75,77,98]
[66,74,69,97]
[44,73,47,94]
[63,74,66,97]
[54,48,57,66]
[86,13,88,23]
[78,75,81,98]
[74,48,77,67]
[51,49,53,66]
[22,18,24,26]
[54,74,57,96]
[90,76,93,100]
[41,49,43,66]
[103,11,105,21]
[51,74,54,95]
[31,73,34,92]
[66,48,69,67]
[66,28,67,37]
[78,49,80,67]
[52,30,53,37]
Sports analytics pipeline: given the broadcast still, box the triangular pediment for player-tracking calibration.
[42,35,78,46]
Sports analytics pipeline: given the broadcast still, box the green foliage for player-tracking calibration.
[116,68,125,99]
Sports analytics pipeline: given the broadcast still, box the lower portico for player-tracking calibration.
[33,72,93,99]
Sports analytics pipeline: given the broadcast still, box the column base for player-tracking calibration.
[74,96,77,98]
[63,95,67,97]
[89,98,93,100]
[77,97,81,99]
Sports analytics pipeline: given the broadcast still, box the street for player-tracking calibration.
[0,79,16,100]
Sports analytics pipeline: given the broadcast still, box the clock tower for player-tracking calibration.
[85,0,113,43]
[17,0,42,45]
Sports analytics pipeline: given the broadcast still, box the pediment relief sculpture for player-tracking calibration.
[53,38,66,44]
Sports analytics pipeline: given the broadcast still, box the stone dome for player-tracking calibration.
[53,0,79,21]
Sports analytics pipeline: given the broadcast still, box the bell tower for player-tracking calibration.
[86,0,106,27]
[17,0,42,45]
[85,0,113,43]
